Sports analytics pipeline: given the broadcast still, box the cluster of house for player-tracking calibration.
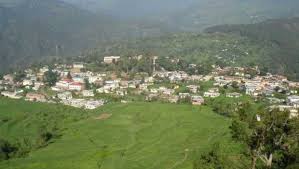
[1,60,299,114]
[0,63,105,109]
[57,91,104,109]
[269,95,299,118]
[211,67,299,116]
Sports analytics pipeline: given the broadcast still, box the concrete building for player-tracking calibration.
[104,56,121,64]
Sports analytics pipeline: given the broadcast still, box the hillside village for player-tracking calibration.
[1,56,299,117]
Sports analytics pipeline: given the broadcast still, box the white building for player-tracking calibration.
[179,93,191,99]
[33,82,44,91]
[39,67,49,74]
[104,80,119,91]
[144,77,154,83]
[72,76,84,83]
[204,88,220,98]
[57,92,73,100]
[69,82,84,91]
[139,84,149,91]
[150,88,158,94]
[159,87,175,95]
[55,79,72,90]
[85,100,105,110]
[73,63,85,69]
[1,91,22,99]
[187,85,199,93]
[287,95,299,104]
[62,99,85,108]
[3,74,14,83]
[22,79,33,86]
[191,96,205,105]
[204,91,220,98]
[271,105,298,118]
[82,90,95,97]
[104,56,121,64]
[89,76,103,84]
[226,92,242,98]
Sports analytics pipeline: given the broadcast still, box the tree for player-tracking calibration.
[197,64,213,75]
[14,71,26,82]
[67,72,72,79]
[43,70,58,86]
[136,56,153,75]
[194,143,225,169]
[230,107,299,169]
[84,78,91,90]
[157,57,176,71]
[231,81,239,89]
[36,128,53,148]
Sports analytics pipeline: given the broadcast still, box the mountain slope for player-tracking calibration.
[0,0,169,73]
[205,17,299,80]
[0,0,110,72]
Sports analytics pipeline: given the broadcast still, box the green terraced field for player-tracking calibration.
[0,97,242,169]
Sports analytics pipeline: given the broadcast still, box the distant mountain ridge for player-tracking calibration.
[64,0,299,31]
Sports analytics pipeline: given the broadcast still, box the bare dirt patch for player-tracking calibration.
[94,113,112,120]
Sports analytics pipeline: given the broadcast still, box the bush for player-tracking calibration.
[0,139,18,161]
[36,130,53,148]
[193,143,225,169]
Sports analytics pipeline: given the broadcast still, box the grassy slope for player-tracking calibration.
[0,97,90,142]
[0,97,242,169]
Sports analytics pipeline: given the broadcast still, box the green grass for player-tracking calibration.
[0,97,243,169]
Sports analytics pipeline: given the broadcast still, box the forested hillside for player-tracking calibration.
[82,33,276,76]
[80,17,299,80]
[205,17,299,80]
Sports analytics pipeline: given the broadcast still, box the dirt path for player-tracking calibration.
[167,149,189,169]
[94,113,112,120]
